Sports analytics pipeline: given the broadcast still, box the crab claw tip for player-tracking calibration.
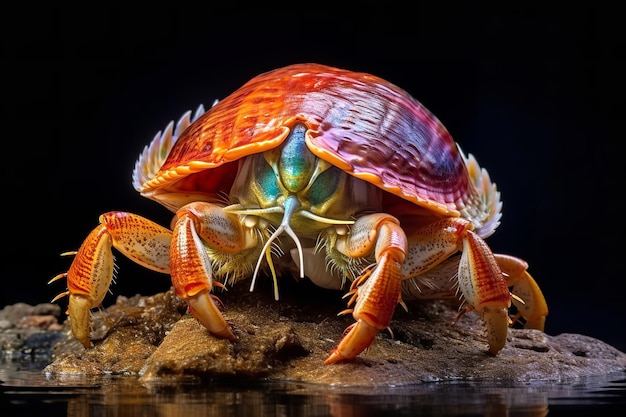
[187,291,239,342]
[324,349,348,365]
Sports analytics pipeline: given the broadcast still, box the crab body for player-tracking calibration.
[51,64,548,364]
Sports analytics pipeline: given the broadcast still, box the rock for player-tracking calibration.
[0,302,63,330]
[4,278,625,386]
[0,302,66,363]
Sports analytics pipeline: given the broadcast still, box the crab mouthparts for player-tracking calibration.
[250,196,304,301]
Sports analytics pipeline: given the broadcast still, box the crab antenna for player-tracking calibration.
[252,224,283,300]
[250,196,304,300]
[265,244,279,300]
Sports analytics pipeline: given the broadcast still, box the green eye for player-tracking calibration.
[308,165,342,207]
[254,158,283,205]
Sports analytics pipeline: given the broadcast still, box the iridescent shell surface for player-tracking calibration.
[141,63,476,216]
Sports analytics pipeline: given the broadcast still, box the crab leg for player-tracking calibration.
[457,229,511,355]
[400,217,512,355]
[494,254,548,331]
[51,203,258,347]
[170,201,265,342]
[324,213,407,364]
[50,212,172,348]
[401,241,548,343]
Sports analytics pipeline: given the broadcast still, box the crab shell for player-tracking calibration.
[133,63,498,236]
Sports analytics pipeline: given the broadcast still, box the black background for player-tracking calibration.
[2,6,624,352]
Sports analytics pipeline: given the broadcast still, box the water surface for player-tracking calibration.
[1,360,625,416]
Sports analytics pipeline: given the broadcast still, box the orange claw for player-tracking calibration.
[458,230,512,355]
[187,290,238,341]
[325,222,405,365]
[67,293,96,348]
[169,207,239,342]
[494,254,548,331]
[50,212,172,348]
[49,224,115,348]
[324,321,379,364]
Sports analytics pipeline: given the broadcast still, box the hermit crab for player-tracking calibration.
[50,63,548,364]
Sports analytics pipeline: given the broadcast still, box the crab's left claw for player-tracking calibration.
[324,321,380,365]
[457,230,512,355]
[324,214,407,365]
[495,254,548,331]
[324,252,404,365]
[458,248,549,355]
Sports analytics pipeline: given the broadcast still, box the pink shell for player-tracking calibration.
[148,63,474,215]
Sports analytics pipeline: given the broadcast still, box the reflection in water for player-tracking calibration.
[1,361,625,417]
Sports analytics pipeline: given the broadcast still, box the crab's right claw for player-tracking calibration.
[49,224,115,348]
[50,212,174,348]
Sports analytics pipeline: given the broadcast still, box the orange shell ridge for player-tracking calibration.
[139,64,477,216]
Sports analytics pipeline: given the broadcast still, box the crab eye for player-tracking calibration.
[254,156,283,204]
[308,164,342,207]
